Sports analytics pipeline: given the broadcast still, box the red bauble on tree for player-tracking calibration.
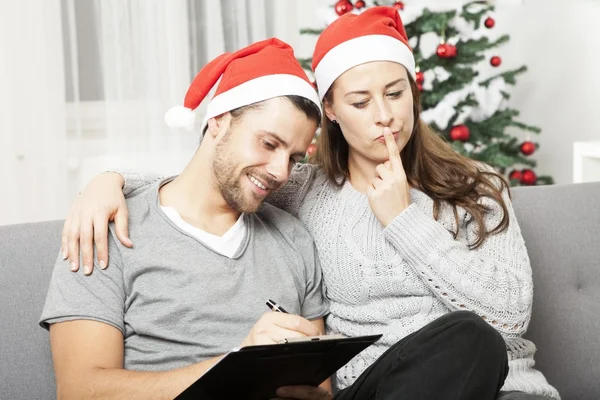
[521,169,537,185]
[335,0,353,16]
[484,17,495,28]
[490,56,502,67]
[307,143,317,157]
[509,170,522,182]
[355,0,366,9]
[415,70,424,91]
[415,71,424,84]
[449,124,470,142]
[520,141,535,155]
[437,43,457,59]
[393,1,405,10]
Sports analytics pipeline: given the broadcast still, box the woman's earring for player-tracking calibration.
[331,119,338,125]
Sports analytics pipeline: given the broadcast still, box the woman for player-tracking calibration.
[62,7,558,400]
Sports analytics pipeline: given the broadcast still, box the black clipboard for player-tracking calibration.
[174,334,382,400]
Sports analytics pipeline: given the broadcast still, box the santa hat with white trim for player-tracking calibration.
[312,6,415,101]
[165,38,321,131]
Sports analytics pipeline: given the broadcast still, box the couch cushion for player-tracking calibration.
[0,220,62,399]
[513,182,600,400]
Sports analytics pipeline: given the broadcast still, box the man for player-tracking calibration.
[40,38,332,400]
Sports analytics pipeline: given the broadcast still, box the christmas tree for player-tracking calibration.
[299,0,553,186]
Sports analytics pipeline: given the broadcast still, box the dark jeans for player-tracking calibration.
[334,311,509,400]
[497,392,554,400]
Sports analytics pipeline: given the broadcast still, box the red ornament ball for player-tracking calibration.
[490,56,502,67]
[415,71,425,84]
[449,124,470,142]
[437,43,458,59]
[393,1,405,10]
[484,17,495,29]
[307,143,317,157]
[355,0,366,9]
[520,141,535,155]
[521,169,537,185]
[335,0,353,16]
[509,170,522,181]
[417,83,423,92]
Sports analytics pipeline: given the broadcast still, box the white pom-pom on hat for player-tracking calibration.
[164,105,196,130]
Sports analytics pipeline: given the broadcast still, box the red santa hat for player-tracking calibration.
[165,38,321,130]
[312,6,415,100]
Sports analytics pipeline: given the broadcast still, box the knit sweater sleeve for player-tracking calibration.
[116,169,165,197]
[265,163,319,218]
[383,186,533,338]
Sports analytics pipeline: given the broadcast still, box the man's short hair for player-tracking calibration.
[201,95,322,138]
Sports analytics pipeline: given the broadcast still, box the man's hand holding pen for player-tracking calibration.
[240,312,322,347]
[240,300,332,400]
[240,300,322,347]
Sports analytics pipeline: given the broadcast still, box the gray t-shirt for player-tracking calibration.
[40,179,329,372]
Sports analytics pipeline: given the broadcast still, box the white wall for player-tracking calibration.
[0,1,68,226]
[495,0,600,184]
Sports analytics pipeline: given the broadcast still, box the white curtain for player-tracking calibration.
[0,0,275,225]
[63,0,195,199]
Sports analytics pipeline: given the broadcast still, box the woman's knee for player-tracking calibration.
[445,311,507,361]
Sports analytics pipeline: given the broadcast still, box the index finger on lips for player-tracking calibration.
[383,127,402,172]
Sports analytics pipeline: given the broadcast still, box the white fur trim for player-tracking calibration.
[165,105,196,130]
[201,74,321,130]
[314,35,415,100]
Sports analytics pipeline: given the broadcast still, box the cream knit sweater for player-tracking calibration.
[122,164,560,398]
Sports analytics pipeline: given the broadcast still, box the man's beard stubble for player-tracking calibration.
[212,132,278,213]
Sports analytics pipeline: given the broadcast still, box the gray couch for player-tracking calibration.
[1,182,599,399]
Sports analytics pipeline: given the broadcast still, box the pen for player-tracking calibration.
[266,299,289,314]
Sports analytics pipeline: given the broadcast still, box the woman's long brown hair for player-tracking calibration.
[312,75,510,249]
